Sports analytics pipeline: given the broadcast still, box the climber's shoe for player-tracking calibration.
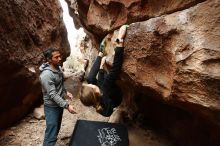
[99,39,107,55]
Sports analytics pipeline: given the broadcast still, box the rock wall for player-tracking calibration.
[0,0,70,128]
[67,0,205,37]
[122,0,220,126]
[69,0,220,144]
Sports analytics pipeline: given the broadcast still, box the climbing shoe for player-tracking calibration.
[99,39,106,54]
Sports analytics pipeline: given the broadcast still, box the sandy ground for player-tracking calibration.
[0,97,171,146]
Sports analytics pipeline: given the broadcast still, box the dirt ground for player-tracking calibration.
[0,97,171,146]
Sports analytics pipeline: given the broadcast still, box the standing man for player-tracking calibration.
[39,48,76,146]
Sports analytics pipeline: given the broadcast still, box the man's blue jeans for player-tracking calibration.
[43,105,63,146]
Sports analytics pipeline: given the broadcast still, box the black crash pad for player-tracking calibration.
[69,120,129,146]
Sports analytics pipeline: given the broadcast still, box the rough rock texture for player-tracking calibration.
[121,0,220,144]
[123,0,220,125]
[78,34,99,75]
[0,0,70,128]
[70,0,220,144]
[67,0,205,37]
[33,105,45,120]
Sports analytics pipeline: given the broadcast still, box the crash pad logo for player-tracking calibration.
[97,127,121,146]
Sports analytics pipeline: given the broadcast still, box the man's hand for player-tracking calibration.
[66,91,73,100]
[68,105,77,114]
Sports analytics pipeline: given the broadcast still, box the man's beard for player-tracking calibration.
[54,62,61,68]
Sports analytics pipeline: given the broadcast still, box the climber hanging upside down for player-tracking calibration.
[79,25,128,117]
